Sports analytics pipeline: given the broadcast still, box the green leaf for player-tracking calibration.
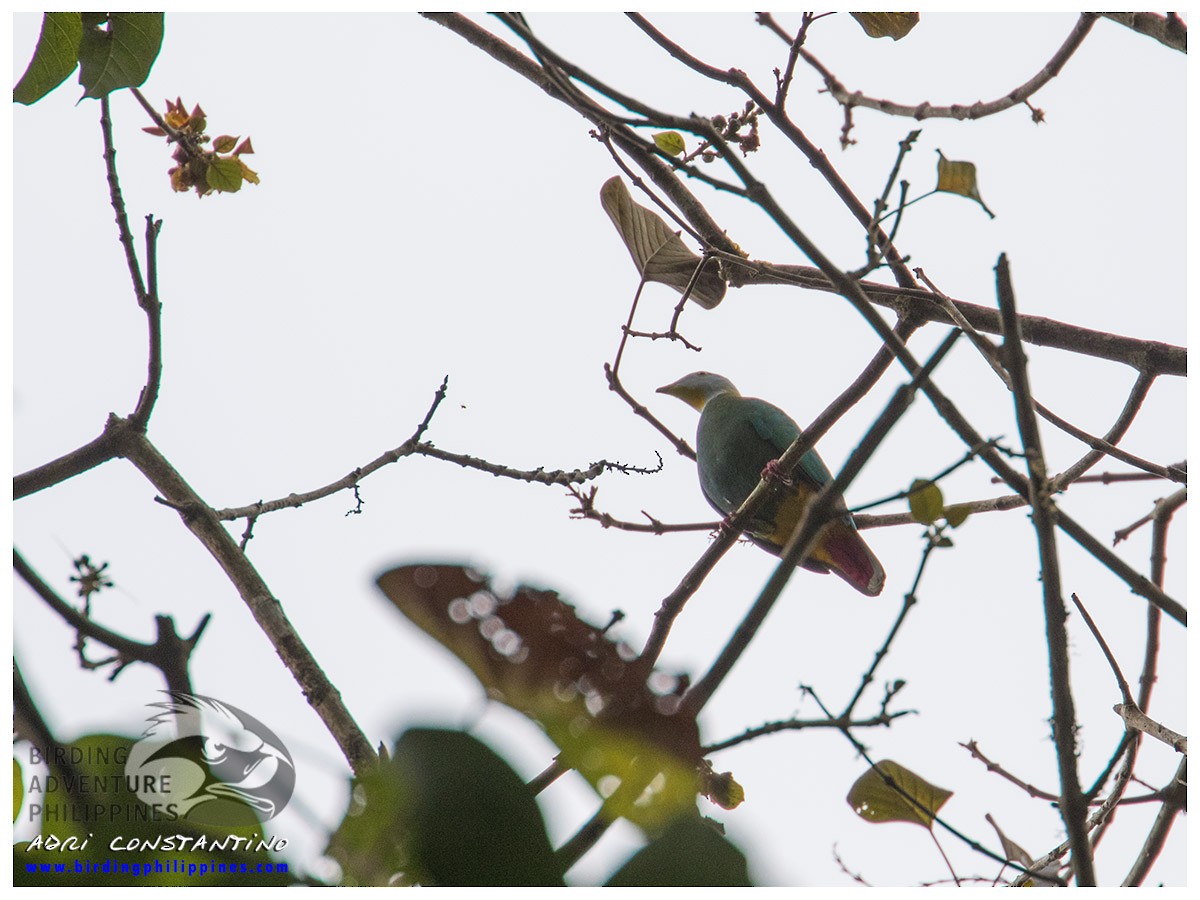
[935,149,996,219]
[13,759,23,823]
[943,504,971,528]
[606,816,753,887]
[653,131,686,156]
[850,13,920,40]
[599,176,726,309]
[77,13,164,99]
[206,156,245,193]
[846,759,953,829]
[13,13,83,105]
[326,728,564,887]
[907,479,944,525]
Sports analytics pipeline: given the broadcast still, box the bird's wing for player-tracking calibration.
[742,398,834,495]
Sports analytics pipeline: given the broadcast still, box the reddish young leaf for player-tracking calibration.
[378,564,703,827]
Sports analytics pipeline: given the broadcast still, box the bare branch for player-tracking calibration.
[98,96,148,304]
[567,485,713,535]
[960,739,1060,802]
[1114,489,1187,546]
[856,493,1028,529]
[216,378,640,521]
[704,705,914,754]
[1053,372,1160,488]
[1114,704,1187,755]
[14,549,208,697]
[801,14,1098,124]
[1122,759,1187,886]
[110,426,377,776]
[996,254,1093,885]
[1101,12,1186,53]
[627,12,917,287]
[712,253,1186,379]
[1069,593,1133,705]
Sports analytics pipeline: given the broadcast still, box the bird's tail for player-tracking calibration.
[821,525,885,596]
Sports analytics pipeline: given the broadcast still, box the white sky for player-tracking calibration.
[10,9,1190,888]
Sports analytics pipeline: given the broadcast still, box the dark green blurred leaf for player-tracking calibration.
[944,504,971,528]
[850,13,920,40]
[13,13,83,105]
[78,13,164,99]
[606,816,753,886]
[847,759,952,829]
[327,728,563,887]
[13,758,24,823]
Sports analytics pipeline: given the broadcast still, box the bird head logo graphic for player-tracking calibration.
[124,691,295,826]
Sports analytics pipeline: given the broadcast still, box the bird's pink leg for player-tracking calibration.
[761,458,785,481]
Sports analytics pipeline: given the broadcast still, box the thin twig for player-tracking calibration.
[1114,489,1187,546]
[960,740,1060,802]
[853,130,922,277]
[567,485,713,535]
[130,214,164,429]
[805,687,1049,879]
[1069,593,1133,704]
[527,758,567,795]
[627,13,917,287]
[605,362,695,461]
[14,549,209,696]
[215,378,646,521]
[1053,372,1160,488]
[800,13,1098,124]
[1121,758,1187,886]
[99,95,147,303]
[995,254,1094,885]
[702,706,914,754]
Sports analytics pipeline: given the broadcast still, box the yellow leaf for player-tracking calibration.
[237,158,260,185]
[936,150,996,219]
[847,759,952,829]
[850,13,920,40]
[653,131,686,156]
[907,479,944,525]
[212,134,238,153]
